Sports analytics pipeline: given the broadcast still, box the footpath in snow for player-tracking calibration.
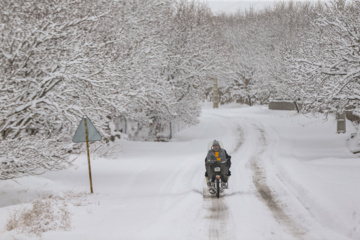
[1,104,360,240]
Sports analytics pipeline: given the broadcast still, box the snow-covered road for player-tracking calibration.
[1,104,360,240]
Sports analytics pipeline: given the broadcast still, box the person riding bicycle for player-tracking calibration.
[205,140,231,193]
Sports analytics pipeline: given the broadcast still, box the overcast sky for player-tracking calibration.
[202,0,325,14]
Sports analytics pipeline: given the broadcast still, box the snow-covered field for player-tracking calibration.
[1,104,360,240]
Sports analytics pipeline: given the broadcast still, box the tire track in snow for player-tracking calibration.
[203,192,231,240]
[250,124,306,239]
[205,113,304,239]
[233,127,245,152]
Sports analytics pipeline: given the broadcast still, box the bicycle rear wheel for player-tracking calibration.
[216,178,220,198]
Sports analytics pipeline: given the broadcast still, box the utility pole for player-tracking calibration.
[213,77,219,108]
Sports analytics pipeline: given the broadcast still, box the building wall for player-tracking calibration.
[268,101,298,111]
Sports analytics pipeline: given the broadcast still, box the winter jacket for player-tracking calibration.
[205,148,231,167]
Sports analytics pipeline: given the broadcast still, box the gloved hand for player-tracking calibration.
[226,160,231,168]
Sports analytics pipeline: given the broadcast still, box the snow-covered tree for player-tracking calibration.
[163,0,226,123]
[0,0,113,179]
[213,1,320,105]
[0,0,224,179]
[284,0,360,115]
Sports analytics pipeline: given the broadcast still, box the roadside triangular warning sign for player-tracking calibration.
[72,115,102,143]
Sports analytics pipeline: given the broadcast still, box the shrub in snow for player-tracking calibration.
[5,191,92,236]
[6,197,71,236]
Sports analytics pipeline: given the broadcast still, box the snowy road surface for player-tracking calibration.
[1,104,360,239]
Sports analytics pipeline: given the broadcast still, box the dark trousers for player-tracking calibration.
[205,162,230,183]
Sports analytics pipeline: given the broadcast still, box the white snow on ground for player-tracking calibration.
[1,103,360,240]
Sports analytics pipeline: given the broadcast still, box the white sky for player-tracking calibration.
[202,0,325,14]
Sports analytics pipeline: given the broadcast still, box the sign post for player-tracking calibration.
[84,118,94,193]
[73,115,101,193]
